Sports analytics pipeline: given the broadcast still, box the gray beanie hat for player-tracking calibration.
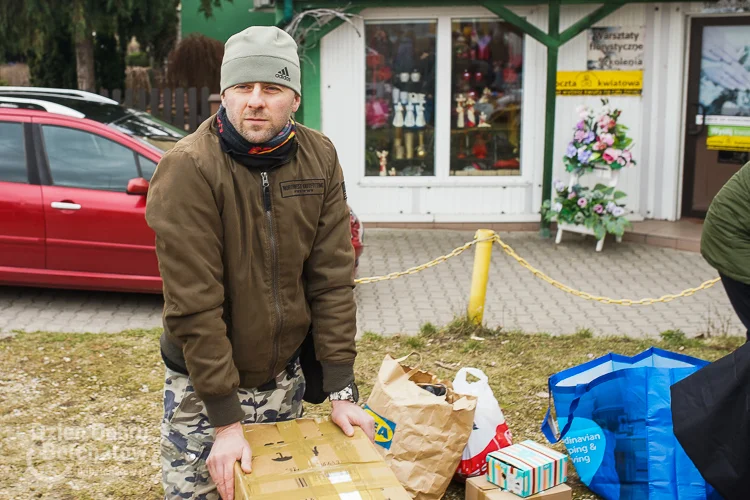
[220,26,301,95]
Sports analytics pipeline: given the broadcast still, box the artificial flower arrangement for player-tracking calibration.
[544,182,631,239]
[544,99,635,241]
[562,99,636,174]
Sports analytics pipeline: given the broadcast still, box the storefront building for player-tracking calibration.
[186,1,750,225]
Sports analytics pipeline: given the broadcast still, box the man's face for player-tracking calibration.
[221,83,301,144]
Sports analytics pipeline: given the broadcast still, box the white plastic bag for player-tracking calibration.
[453,367,513,480]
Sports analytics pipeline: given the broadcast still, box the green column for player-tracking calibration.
[540,0,560,237]
[298,44,322,130]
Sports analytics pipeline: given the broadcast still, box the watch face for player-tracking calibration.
[351,382,360,403]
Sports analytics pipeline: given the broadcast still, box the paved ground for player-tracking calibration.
[0,230,744,338]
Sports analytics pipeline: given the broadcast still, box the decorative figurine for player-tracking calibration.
[389,167,397,176]
[404,104,416,128]
[399,72,410,83]
[377,150,389,177]
[456,94,467,129]
[417,130,426,157]
[478,111,490,128]
[475,87,495,118]
[415,103,426,128]
[465,97,476,128]
[393,102,405,128]
[410,70,421,83]
[479,87,492,104]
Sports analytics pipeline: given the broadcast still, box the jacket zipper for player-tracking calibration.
[261,171,283,382]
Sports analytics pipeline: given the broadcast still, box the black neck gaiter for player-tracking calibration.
[216,105,298,169]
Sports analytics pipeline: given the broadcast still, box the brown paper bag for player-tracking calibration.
[365,354,477,500]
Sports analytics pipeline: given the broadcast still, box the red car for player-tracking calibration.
[0,87,363,293]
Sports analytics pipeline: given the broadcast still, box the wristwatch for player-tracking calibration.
[329,382,359,403]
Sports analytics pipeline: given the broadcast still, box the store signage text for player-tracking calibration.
[556,71,643,96]
[587,27,646,70]
[707,125,750,152]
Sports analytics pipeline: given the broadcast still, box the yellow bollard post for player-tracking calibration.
[467,229,495,325]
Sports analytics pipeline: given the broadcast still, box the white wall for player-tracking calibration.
[320,3,697,222]
[552,4,645,221]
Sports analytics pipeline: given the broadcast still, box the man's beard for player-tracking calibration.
[227,108,290,144]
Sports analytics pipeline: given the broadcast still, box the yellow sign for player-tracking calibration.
[707,125,750,152]
[556,70,643,95]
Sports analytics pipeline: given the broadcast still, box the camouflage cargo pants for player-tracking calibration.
[160,360,305,500]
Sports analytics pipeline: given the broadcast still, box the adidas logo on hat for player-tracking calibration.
[275,67,291,82]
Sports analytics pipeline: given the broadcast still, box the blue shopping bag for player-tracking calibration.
[540,347,721,500]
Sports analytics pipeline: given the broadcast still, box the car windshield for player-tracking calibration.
[107,111,187,152]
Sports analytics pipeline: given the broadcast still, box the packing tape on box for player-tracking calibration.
[237,419,404,500]
[237,463,403,499]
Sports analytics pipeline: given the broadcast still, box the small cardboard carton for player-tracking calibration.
[486,440,568,498]
[465,476,572,500]
[234,417,411,500]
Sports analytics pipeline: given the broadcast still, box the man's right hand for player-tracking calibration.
[206,421,252,500]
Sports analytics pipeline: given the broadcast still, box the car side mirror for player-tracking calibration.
[127,177,149,195]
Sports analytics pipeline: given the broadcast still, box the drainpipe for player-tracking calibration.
[276,0,294,27]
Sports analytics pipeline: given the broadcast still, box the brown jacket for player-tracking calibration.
[145,116,357,427]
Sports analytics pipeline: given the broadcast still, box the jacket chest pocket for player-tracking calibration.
[275,179,326,244]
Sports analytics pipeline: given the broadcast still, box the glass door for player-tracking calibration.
[682,16,750,217]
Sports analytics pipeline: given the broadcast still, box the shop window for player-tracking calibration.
[450,19,524,176]
[364,20,437,177]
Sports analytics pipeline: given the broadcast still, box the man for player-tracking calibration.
[701,162,750,340]
[146,26,374,500]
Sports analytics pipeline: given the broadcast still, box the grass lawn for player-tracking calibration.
[0,320,741,499]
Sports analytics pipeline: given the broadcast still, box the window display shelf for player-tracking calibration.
[450,126,512,134]
[364,20,437,177]
[451,169,521,176]
[449,18,524,177]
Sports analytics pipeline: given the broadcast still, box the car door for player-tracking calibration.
[33,116,159,278]
[0,114,45,271]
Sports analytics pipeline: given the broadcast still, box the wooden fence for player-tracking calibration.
[98,87,217,133]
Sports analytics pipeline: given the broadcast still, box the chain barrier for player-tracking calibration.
[354,231,720,305]
[353,237,493,284]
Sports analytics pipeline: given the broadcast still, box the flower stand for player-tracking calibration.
[555,168,622,252]
[544,99,634,252]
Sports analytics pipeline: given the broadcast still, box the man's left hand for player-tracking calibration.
[330,400,375,442]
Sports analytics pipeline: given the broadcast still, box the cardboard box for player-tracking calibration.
[466,476,572,500]
[486,441,568,497]
[234,417,411,500]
